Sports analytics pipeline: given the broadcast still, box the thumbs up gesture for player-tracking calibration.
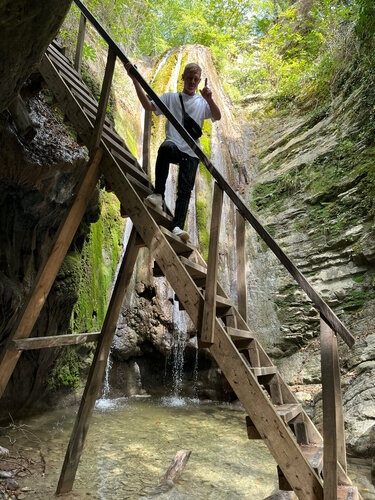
[200,78,213,101]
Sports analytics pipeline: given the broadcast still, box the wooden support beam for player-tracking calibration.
[142,110,152,175]
[201,183,223,344]
[56,227,140,495]
[90,47,116,152]
[9,332,100,351]
[320,316,339,500]
[0,150,102,398]
[236,210,248,321]
[74,13,87,73]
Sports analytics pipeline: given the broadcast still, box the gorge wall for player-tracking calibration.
[239,67,375,457]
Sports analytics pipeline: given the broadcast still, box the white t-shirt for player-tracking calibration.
[152,92,214,158]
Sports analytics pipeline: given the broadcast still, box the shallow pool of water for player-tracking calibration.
[2,396,373,500]
[2,397,279,499]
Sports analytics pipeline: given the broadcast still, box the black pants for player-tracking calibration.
[154,140,199,230]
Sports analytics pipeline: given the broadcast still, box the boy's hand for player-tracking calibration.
[125,62,137,82]
[200,78,213,101]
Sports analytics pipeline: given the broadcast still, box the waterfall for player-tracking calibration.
[97,218,133,407]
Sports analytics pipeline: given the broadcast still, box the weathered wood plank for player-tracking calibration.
[159,227,195,256]
[56,227,140,495]
[9,333,100,351]
[142,110,152,175]
[226,327,254,341]
[74,13,87,73]
[301,444,323,474]
[0,150,102,397]
[90,47,116,152]
[236,210,248,321]
[252,366,277,376]
[201,183,223,344]
[275,404,303,423]
[320,317,338,500]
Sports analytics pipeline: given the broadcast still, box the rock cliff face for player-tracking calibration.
[239,68,375,456]
[0,85,96,412]
[0,0,72,111]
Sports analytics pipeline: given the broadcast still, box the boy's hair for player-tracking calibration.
[183,63,202,75]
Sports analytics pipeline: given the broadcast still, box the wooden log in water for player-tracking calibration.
[160,449,191,485]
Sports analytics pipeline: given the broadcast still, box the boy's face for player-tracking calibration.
[182,70,201,95]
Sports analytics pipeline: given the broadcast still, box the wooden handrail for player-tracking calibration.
[71,0,354,347]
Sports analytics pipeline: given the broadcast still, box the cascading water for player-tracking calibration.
[97,218,134,408]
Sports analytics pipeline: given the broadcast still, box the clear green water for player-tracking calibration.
[4,397,279,499]
[3,397,374,499]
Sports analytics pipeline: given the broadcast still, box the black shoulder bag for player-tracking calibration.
[179,94,202,140]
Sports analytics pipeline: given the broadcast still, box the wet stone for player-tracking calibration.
[0,471,12,479]
[5,478,19,490]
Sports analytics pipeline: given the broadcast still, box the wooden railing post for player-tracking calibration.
[56,227,140,495]
[142,110,152,175]
[320,316,347,500]
[74,13,87,73]
[201,183,223,344]
[90,46,116,153]
[236,210,247,321]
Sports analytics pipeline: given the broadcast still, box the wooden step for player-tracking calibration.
[144,202,174,228]
[178,293,233,316]
[160,227,196,256]
[277,443,323,492]
[125,173,152,198]
[110,148,151,187]
[226,327,254,341]
[252,366,277,376]
[277,444,323,491]
[48,52,89,93]
[300,444,323,475]
[180,256,207,280]
[275,403,303,423]
[68,85,138,164]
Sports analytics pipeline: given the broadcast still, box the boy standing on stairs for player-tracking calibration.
[126,62,221,242]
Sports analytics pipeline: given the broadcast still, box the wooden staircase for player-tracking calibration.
[0,2,362,499]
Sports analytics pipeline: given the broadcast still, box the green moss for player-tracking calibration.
[196,198,210,261]
[341,289,375,313]
[200,120,212,158]
[72,190,125,333]
[47,346,86,390]
[353,274,366,283]
[152,52,178,94]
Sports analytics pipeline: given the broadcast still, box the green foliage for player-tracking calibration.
[234,0,358,103]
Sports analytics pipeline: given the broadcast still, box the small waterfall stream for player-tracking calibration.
[97,218,133,407]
